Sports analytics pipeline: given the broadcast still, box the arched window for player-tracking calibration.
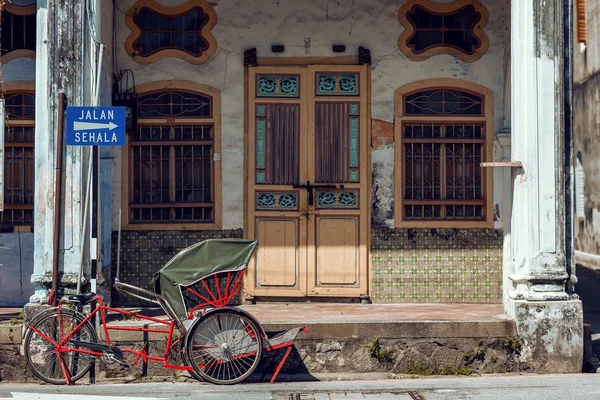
[394,79,493,228]
[0,2,36,63]
[1,85,35,229]
[122,81,221,229]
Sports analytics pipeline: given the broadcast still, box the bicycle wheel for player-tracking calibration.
[186,309,263,385]
[24,309,98,385]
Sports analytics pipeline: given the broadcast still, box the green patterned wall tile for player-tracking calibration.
[370,228,503,304]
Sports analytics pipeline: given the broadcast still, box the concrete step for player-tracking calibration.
[0,303,522,382]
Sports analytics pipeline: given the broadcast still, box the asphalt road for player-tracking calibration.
[0,374,598,400]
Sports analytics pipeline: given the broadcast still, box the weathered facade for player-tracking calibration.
[0,0,584,373]
[573,0,600,269]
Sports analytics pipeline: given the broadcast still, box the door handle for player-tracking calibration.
[293,181,338,206]
[300,209,309,219]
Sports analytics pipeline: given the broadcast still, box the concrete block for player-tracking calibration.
[509,299,583,373]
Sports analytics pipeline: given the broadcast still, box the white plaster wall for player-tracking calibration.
[1,59,36,82]
[113,0,506,230]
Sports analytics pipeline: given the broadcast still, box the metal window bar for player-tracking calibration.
[402,122,485,220]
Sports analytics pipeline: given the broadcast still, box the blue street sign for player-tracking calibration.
[66,106,126,146]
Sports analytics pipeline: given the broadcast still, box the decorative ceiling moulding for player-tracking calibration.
[398,0,489,63]
[124,0,217,65]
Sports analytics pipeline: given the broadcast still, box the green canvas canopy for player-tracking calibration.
[153,239,258,322]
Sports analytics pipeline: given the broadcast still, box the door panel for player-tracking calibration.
[246,64,369,298]
[316,216,358,285]
[258,103,300,185]
[306,65,369,297]
[256,219,299,287]
[314,102,359,183]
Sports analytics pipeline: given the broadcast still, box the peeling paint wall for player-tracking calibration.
[1,59,36,82]
[573,76,600,255]
[573,1,600,259]
[0,58,36,305]
[113,0,507,231]
[573,0,600,84]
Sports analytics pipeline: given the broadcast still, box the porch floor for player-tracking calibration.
[98,302,515,342]
[237,302,509,324]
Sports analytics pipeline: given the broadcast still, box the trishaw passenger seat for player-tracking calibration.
[68,292,96,304]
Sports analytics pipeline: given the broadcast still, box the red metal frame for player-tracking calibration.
[31,288,305,385]
[29,293,193,385]
[184,270,244,318]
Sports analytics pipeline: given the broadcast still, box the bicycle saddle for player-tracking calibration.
[68,292,96,304]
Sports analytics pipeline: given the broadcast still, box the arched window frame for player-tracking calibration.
[1,82,36,231]
[124,0,217,65]
[1,3,36,64]
[121,81,222,230]
[398,0,489,63]
[394,79,494,228]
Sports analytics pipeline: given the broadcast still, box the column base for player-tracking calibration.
[22,303,50,326]
[29,271,89,303]
[507,298,583,373]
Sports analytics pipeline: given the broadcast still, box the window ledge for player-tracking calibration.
[395,220,494,229]
[121,223,222,231]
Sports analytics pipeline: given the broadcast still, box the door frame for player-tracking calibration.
[242,58,372,300]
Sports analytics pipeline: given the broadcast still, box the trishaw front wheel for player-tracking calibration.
[185,309,263,385]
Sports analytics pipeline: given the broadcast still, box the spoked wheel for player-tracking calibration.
[185,309,263,385]
[23,309,98,385]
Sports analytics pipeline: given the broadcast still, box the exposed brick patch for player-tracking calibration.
[371,119,394,149]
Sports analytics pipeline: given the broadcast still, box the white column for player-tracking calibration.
[30,3,51,303]
[508,0,582,372]
[30,0,86,303]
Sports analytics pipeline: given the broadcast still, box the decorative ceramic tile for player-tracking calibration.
[111,229,243,307]
[370,228,503,304]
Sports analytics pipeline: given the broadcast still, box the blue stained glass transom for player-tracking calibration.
[350,103,359,116]
[257,76,299,97]
[339,191,357,206]
[256,120,265,169]
[317,190,358,208]
[316,74,359,95]
[278,194,297,208]
[256,105,265,116]
[256,192,298,210]
[350,118,359,168]
[256,171,265,183]
[257,193,275,208]
[350,170,359,182]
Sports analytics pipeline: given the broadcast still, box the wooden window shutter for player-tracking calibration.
[576,0,587,44]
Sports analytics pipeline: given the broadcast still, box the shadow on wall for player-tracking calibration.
[0,232,35,306]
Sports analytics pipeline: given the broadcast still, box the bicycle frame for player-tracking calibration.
[27,294,194,385]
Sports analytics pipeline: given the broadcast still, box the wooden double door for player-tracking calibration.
[245,65,370,298]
